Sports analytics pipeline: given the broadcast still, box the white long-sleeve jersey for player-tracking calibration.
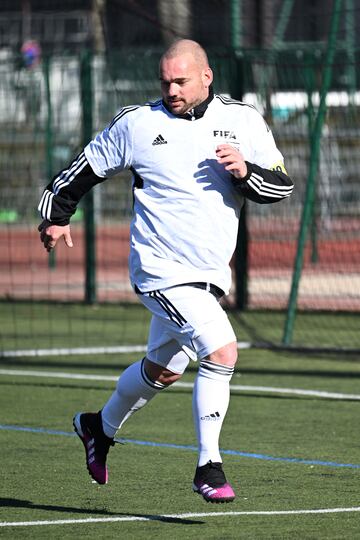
[39,92,293,294]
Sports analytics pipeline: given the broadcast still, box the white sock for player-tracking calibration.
[193,360,234,466]
[101,358,165,438]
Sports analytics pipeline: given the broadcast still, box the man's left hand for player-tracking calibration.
[215,144,248,179]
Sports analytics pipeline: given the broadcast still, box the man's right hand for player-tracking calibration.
[38,220,73,252]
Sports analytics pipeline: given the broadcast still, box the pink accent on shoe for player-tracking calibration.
[73,412,112,485]
[81,429,108,484]
[192,461,235,503]
[193,480,235,503]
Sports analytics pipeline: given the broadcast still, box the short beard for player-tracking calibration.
[167,97,203,116]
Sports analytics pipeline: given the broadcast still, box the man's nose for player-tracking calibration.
[168,82,178,96]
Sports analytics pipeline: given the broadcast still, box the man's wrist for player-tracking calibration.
[232,161,252,183]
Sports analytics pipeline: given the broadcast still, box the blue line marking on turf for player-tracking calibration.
[1,424,360,470]
[0,425,76,437]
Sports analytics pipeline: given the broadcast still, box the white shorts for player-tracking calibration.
[137,283,236,374]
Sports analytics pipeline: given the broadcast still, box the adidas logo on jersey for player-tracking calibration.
[152,134,167,145]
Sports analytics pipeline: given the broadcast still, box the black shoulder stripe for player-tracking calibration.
[217,95,271,131]
[216,94,256,111]
[109,100,163,130]
[109,105,140,130]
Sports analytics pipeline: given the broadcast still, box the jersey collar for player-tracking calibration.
[163,86,214,120]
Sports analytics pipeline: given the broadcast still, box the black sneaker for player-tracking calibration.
[193,461,235,503]
[73,411,114,484]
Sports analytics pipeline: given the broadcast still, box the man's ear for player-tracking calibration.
[203,67,213,88]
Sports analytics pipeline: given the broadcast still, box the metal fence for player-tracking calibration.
[1,44,360,349]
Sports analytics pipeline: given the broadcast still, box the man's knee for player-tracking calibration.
[205,341,238,367]
[144,357,182,386]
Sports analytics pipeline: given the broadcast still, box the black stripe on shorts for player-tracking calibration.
[149,290,187,328]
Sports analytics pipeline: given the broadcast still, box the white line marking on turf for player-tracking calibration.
[0,369,119,381]
[0,342,252,358]
[0,368,359,401]
[0,346,148,357]
[1,507,360,527]
[177,382,360,400]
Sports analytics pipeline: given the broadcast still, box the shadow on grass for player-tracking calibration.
[0,498,204,524]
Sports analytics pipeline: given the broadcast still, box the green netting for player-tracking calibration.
[1,2,360,352]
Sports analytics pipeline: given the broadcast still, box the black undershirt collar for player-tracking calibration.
[163,86,214,120]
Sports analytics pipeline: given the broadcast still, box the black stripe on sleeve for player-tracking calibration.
[232,161,294,204]
[38,155,106,225]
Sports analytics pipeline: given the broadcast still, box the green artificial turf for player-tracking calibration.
[1,346,359,539]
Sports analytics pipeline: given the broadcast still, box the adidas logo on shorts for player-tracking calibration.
[152,134,167,145]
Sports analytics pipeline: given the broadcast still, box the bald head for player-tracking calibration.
[159,40,213,116]
[161,39,210,70]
